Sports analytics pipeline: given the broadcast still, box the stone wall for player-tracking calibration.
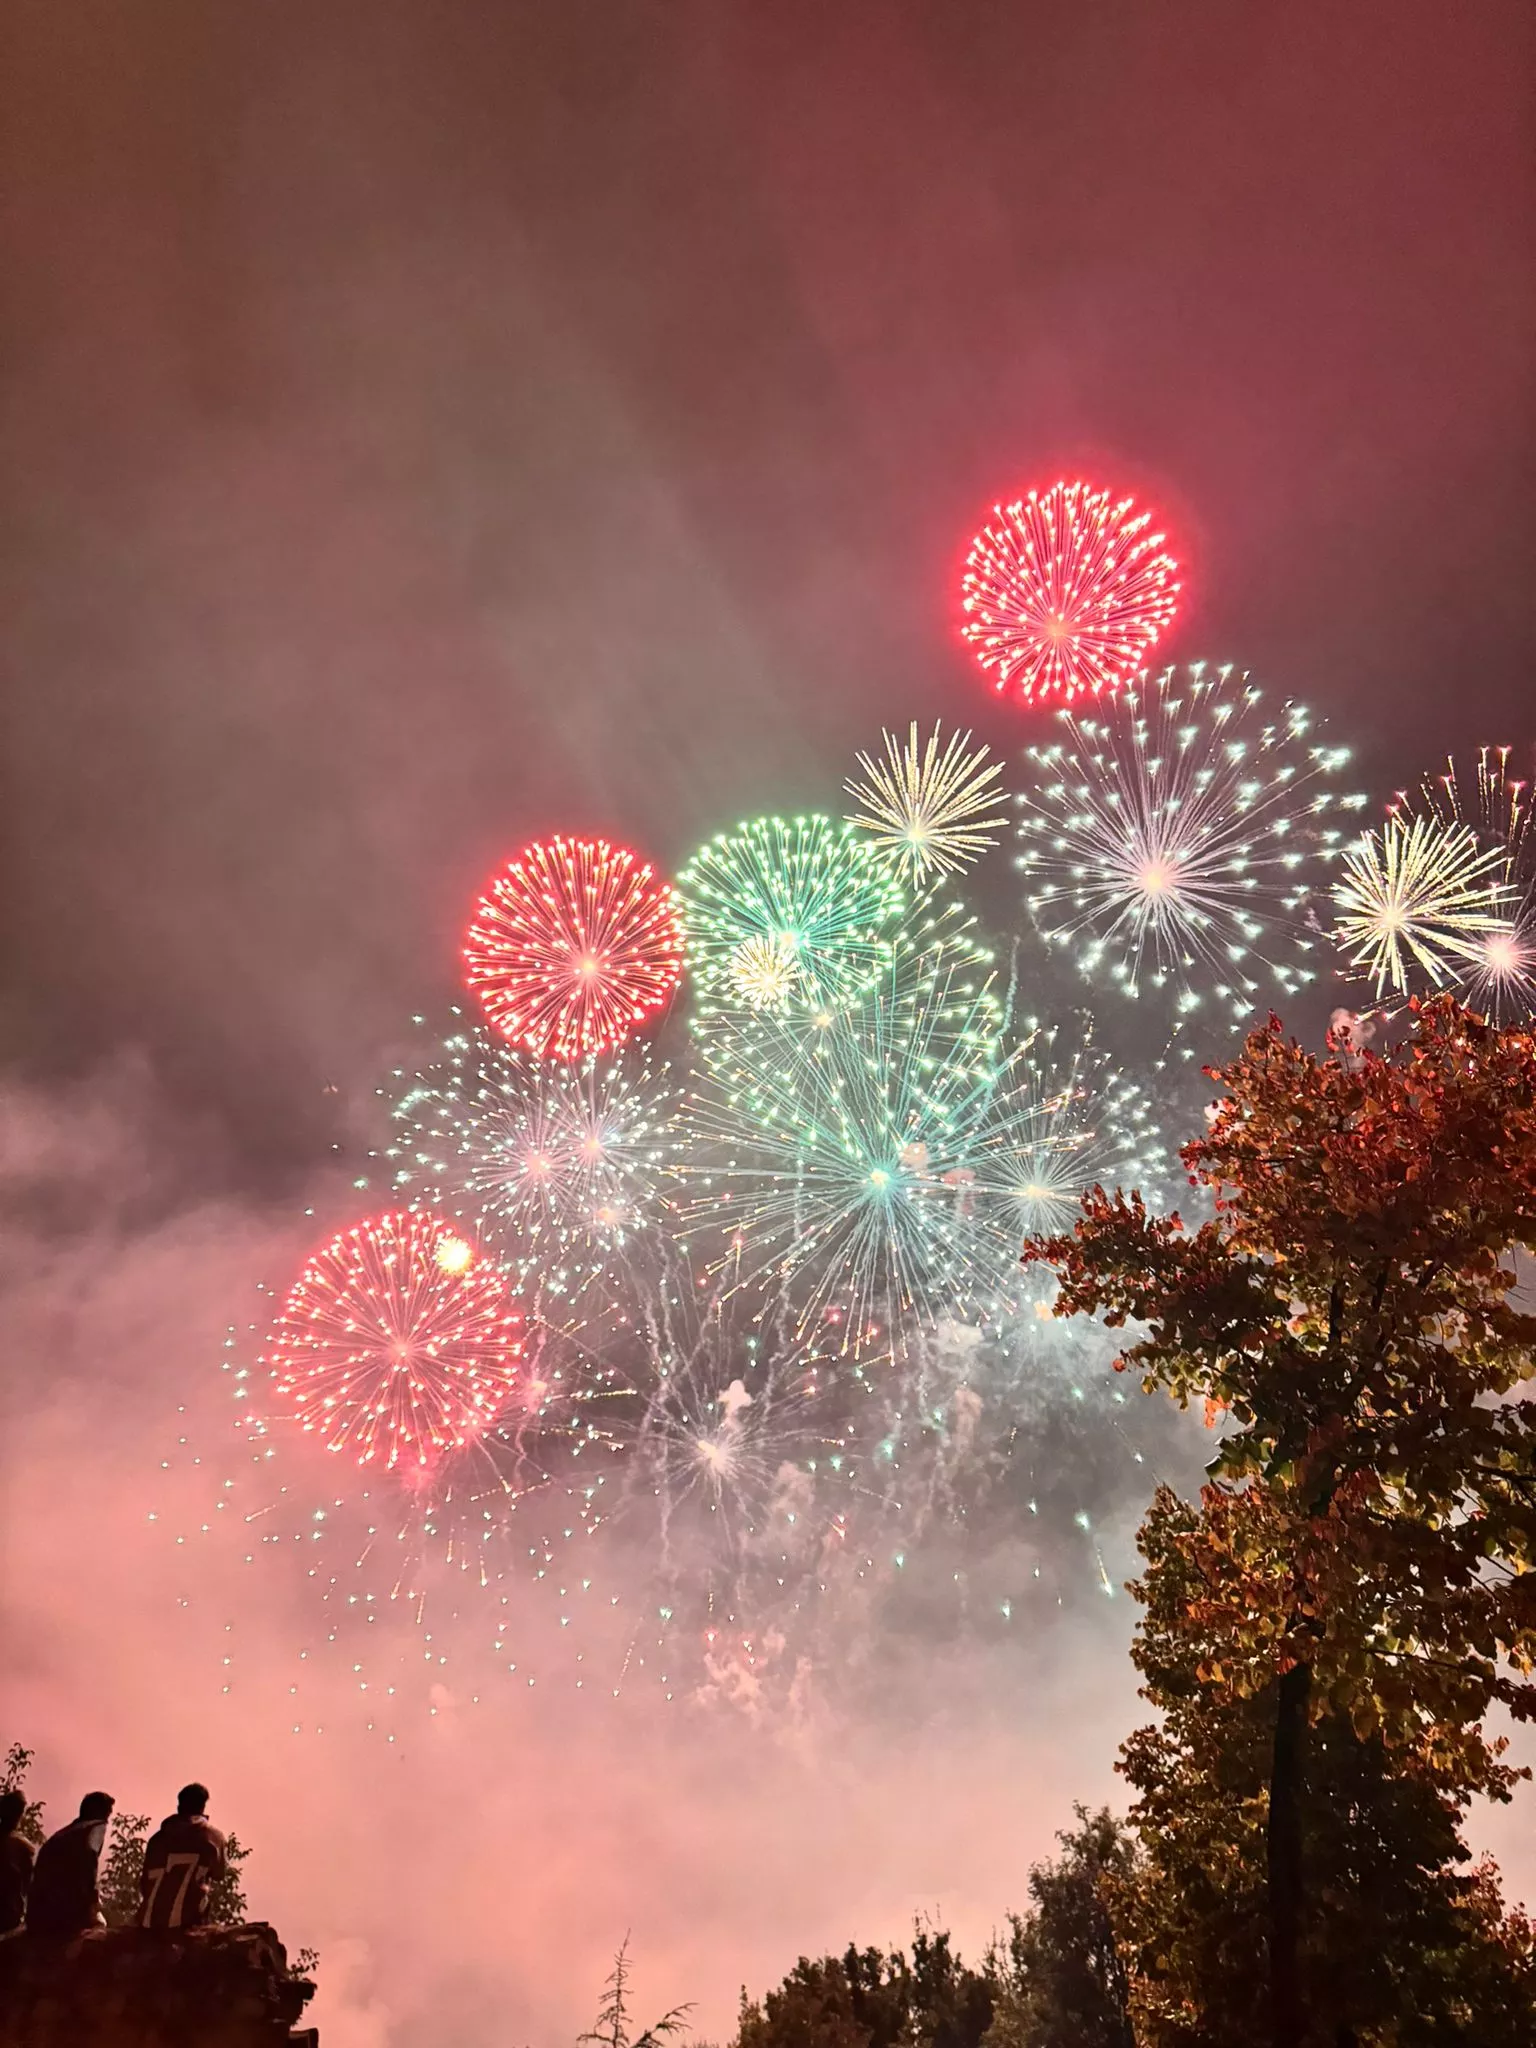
[0,1921,317,2048]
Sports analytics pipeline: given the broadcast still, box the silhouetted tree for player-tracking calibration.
[735,1925,991,2048]
[984,1808,1135,2048]
[1,1744,46,1848]
[1114,1485,1536,2045]
[98,1811,152,1927]
[581,1937,693,2048]
[911,1928,996,2048]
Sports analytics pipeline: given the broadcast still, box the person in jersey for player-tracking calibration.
[0,1789,38,1935]
[139,1783,228,1932]
[26,1791,115,1939]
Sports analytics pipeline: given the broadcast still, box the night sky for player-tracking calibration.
[3,6,1534,2041]
[4,0,1532,1180]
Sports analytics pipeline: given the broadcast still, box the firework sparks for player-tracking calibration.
[970,1017,1169,1244]
[847,1282,1182,1642]
[727,934,802,1011]
[1372,750,1536,1019]
[691,885,1002,1090]
[676,815,905,1019]
[845,722,1008,880]
[261,1213,525,1471]
[677,945,1016,1346]
[624,1288,855,1575]
[227,1259,644,1644]
[1015,664,1366,1022]
[464,836,683,1061]
[378,1021,683,1265]
[1333,811,1509,999]
[960,481,1180,706]
[180,521,1255,1713]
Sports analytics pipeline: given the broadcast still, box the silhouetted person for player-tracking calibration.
[0,1790,36,1935]
[139,1783,227,1931]
[26,1791,114,1938]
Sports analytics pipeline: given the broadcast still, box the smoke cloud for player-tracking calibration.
[0,1066,1175,2043]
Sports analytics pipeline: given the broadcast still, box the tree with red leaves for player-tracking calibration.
[1026,996,1536,2048]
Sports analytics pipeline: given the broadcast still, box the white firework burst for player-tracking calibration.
[592,1270,888,1696]
[727,933,801,1012]
[377,1018,683,1264]
[624,1294,853,1569]
[1333,812,1509,1000]
[1380,750,1536,1020]
[846,722,1008,880]
[1014,663,1366,1022]
[969,1017,1170,1246]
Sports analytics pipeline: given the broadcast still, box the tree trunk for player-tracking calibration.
[1268,1661,1311,2048]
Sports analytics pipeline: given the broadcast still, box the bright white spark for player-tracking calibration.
[846,722,1008,880]
[383,1031,681,1264]
[970,1018,1168,1243]
[1332,814,1508,998]
[728,934,801,1011]
[1014,664,1366,1022]
[1388,748,1536,1021]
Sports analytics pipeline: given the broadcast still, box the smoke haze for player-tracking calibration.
[2,1068,1178,2044]
[3,2,1534,2041]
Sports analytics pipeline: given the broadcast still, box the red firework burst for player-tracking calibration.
[464,836,684,1061]
[960,480,1180,705]
[263,1213,523,1471]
